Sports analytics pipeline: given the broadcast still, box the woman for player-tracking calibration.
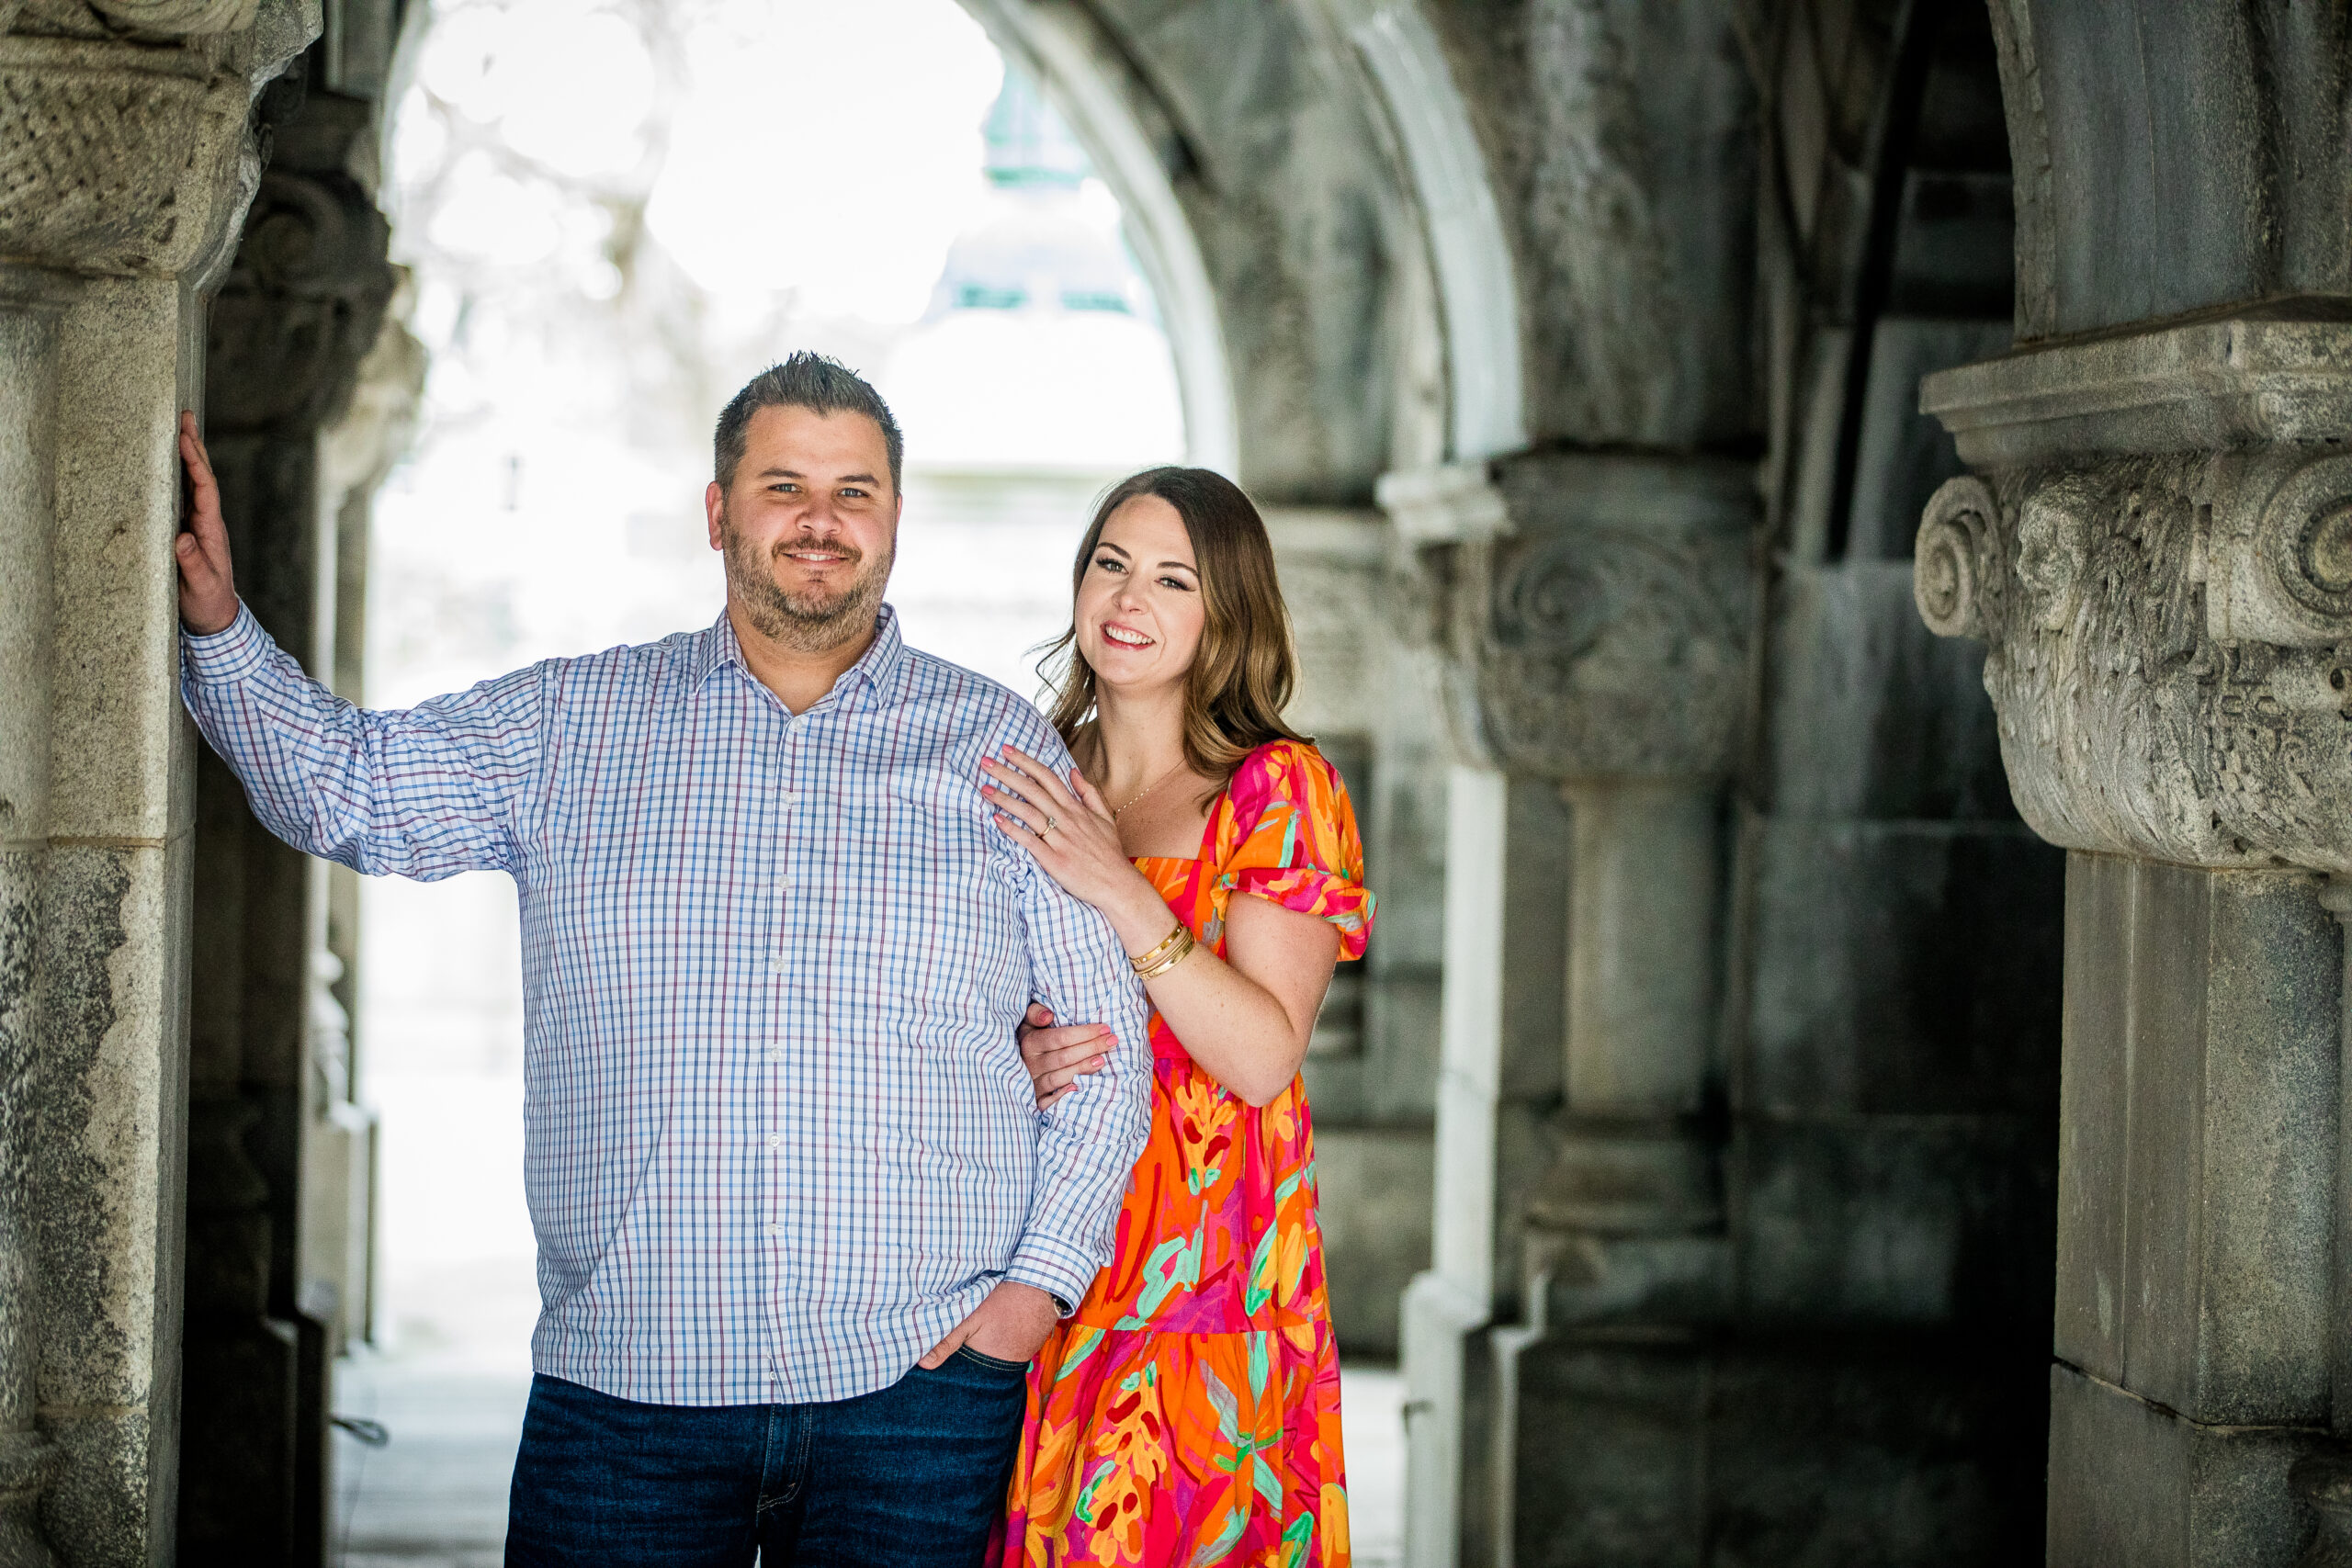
[977,466,1374,1567]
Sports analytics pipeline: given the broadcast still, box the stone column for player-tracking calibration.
[178,49,396,1561]
[1262,507,1448,1359]
[0,281,64,1568]
[0,5,312,1561]
[302,311,422,1359]
[1389,452,1754,1565]
[1913,307,2352,1565]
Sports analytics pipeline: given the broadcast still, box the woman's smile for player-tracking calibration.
[1072,493,1204,692]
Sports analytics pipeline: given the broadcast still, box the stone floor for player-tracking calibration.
[331,1349,1405,1566]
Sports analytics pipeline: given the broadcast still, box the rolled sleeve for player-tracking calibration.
[1003,1234,1105,1316]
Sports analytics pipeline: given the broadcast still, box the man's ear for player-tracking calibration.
[705,480,726,552]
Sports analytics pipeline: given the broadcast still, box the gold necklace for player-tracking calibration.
[1110,758,1188,819]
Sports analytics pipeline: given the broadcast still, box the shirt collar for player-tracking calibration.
[693,603,908,707]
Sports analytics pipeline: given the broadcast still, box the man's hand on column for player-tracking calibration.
[916,1280,1060,1371]
[175,411,240,635]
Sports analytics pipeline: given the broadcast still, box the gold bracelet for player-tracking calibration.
[1128,922,1188,974]
[1133,926,1196,982]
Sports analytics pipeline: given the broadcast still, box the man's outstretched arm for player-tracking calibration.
[175,412,548,880]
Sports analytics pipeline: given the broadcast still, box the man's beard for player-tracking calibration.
[721,508,894,654]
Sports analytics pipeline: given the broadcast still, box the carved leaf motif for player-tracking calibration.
[1967,456,2352,872]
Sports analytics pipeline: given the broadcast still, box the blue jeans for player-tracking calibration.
[503,1349,1030,1566]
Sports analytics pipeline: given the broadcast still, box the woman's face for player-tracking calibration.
[1074,494,1205,699]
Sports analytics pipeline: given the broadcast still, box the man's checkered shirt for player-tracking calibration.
[182,603,1151,1406]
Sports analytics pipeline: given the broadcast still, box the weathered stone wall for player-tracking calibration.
[1910,5,2352,1563]
[1425,0,1758,450]
[1991,0,2352,344]
[1374,0,2062,1561]
[0,1,322,1560]
[8,0,2337,1562]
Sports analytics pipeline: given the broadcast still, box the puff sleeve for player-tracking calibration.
[1213,739,1375,960]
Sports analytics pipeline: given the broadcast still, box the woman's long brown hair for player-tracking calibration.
[1037,467,1309,783]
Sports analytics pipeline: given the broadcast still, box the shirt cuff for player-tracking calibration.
[1004,1232,1101,1316]
[181,602,270,684]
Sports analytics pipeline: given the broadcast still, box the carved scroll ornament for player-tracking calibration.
[1915,452,2352,873]
[206,167,394,434]
[1384,456,1754,782]
[85,0,261,33]
[1453,524,1747,780]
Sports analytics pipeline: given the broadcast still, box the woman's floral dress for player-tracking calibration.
[998,739,1375,1568]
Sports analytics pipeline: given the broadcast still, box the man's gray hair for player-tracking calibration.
[713,352,905,493]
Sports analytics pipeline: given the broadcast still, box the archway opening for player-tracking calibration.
[339,0,1184,1550]
[323,0,1397,1556]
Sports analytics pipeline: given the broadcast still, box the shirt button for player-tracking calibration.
[766,1133,786,1151]
[780,793,798,810]
[765,1044,786,1063]
[766,1222,785,1239]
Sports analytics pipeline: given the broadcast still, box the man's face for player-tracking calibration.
[705,404,901,654]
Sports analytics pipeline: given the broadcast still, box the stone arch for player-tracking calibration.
[1332,1,1524,463]
[950,0,1426,504]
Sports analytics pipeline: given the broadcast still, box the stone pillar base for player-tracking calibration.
[1503,1331,2045,1566]
[174,1316,300,1557]
[2049,1362,2314,1568]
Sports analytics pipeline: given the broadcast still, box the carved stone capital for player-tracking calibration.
[0,37,252,275]
[0,0,316,280]
[1387,453,1755,780]
[206,164,392,435]
[1917,314,2352,872]
[1261,508,1386,738]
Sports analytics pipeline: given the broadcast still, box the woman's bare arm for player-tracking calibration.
[984,747,1342,1108]
[1140,893,1339,1105]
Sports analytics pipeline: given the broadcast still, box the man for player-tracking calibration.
[175,353,1150,1565]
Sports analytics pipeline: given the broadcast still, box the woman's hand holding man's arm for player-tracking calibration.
[985,746,1340,1109]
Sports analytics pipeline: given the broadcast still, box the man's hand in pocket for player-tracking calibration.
[917,1280,1059,1369]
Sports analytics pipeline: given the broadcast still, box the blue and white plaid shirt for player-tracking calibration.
[182,603,1150,1406]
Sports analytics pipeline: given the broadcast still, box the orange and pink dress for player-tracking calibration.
[997,739,1375,1568]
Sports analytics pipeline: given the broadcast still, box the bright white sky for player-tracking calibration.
[403,0,1008,321]
[649,1,1004,316]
